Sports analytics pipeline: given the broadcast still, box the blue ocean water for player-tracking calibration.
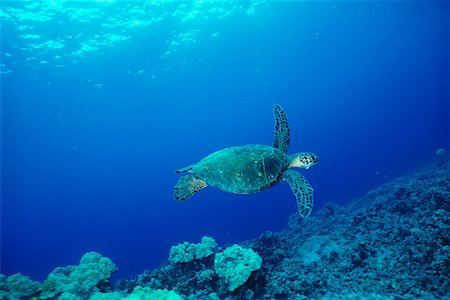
[1,0,448,283]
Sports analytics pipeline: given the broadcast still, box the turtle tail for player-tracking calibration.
[175,165,194,173]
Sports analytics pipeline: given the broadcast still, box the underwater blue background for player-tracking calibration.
[1,1,448,281]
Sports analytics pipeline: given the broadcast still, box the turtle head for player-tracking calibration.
[288,152,319,169]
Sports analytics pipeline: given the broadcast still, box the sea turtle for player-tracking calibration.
[173,104,319,217]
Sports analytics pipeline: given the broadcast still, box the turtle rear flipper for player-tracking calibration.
[272,104,290,153]
[283,170,313,218]
[174,175,207,201]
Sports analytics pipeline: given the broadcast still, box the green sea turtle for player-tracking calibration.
[173,104,319,217]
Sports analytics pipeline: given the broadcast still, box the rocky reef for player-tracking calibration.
[244,157,450,299]
[1,157,449,299]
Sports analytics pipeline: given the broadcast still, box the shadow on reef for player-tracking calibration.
[1,157,449,299]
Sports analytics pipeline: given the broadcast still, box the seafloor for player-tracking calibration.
[1,157,449,300]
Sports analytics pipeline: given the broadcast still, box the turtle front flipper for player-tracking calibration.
[283,170,314,218]
[174,175,207,201]
[272,104,290,153]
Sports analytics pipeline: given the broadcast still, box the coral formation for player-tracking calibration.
[1,158,449,299]
[117,238,264,298]
[91,286,183,300]
[214,245,262,292]
[40,251,118,299]
[0,273,41,300]
[169,236,217,264]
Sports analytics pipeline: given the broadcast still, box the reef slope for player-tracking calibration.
[119,158,450,299]
[1,158,449,299]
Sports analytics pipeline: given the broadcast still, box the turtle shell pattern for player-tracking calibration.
[192,144,288,194]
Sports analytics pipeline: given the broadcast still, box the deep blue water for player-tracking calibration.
[1,1,448,281]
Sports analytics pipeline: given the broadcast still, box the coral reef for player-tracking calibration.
[244,157,450,299]
[91,286,183,300]
[169,236,217,264]
[120,157,449,299]
[0,273,41,299]
[39,251,118,299]
[214,245,262,292]
[1,157,449,299]
[117,240,265,299]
